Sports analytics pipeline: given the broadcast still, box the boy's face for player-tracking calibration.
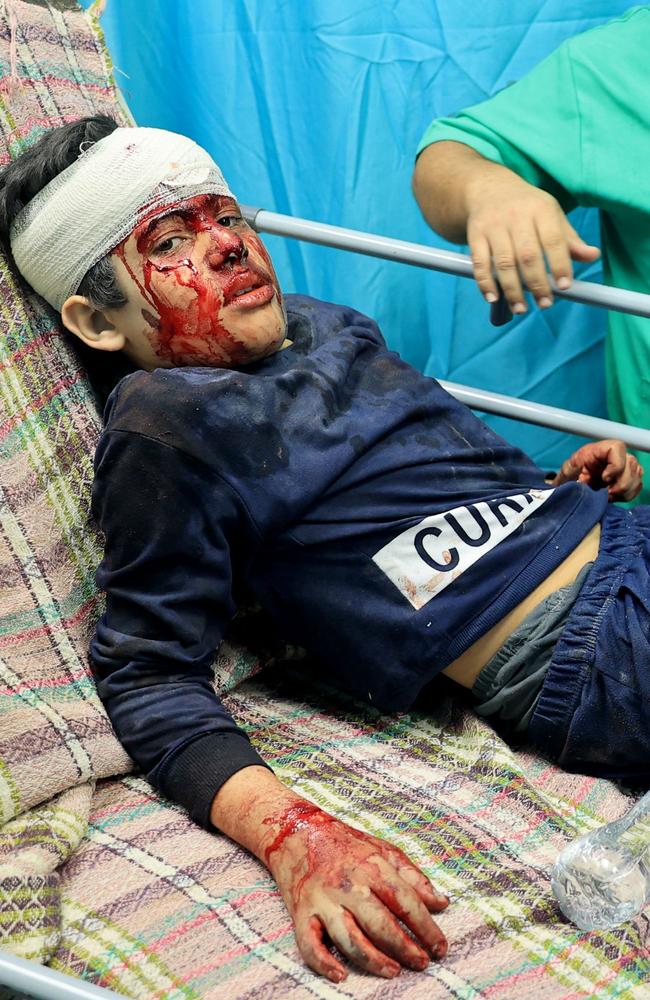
[108,193,287,369]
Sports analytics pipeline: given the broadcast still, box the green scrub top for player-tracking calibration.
[417,5,650,502]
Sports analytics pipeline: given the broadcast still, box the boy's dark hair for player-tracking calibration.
[0,115,127,308]
[0,115,134,405]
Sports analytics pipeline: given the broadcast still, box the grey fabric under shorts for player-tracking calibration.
[472,561,593,736]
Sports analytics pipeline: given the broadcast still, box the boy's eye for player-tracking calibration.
[218,214,243,228]
[153,235,186,255]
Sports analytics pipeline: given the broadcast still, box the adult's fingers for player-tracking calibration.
[372,859,448,958]
[468,230,499,303]
[489,229,527,314]
[296,913,348,983]
[555,441,627,489]
[511,221,553,306]
[625,457,644,499]
[564,219,601,263]
[535,214,575,295]
[325,907,401,978]
[609,456,643,500]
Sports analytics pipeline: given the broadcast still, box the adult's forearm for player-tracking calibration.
[412,140,516,243]
[412,140,599,312]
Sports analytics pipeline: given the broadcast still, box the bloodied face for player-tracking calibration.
[109,194,287,369]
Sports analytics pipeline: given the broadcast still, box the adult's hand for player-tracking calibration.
[550,439,643,501]
[464,167,600,313]
[262,800,449,982]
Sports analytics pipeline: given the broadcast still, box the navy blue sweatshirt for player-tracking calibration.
[90,296,608,828]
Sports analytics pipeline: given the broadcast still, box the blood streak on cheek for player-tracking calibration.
[116,195,258,366]
[143,257,246,366]
[114,241,247,367]
[141,309,158,329]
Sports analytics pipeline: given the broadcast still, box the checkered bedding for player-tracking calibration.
[0,3,647,996]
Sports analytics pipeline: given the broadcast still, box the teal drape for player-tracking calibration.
[84,0,633,465]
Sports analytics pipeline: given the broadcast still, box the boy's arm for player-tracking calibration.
[90,428,268,827]
[92,427,449,979]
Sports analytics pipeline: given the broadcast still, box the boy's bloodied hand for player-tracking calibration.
[551,438,643,502]
[211,767,449,982]
[261,800,449,982]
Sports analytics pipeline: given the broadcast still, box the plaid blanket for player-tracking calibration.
[0,2,648,997]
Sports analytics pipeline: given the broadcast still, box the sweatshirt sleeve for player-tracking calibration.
[89,427,270,830]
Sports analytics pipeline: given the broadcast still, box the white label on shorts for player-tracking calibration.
[372,488,553,610]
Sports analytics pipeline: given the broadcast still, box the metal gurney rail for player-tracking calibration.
[242,207,650,453]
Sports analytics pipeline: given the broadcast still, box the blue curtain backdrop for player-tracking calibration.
[83,0,634,466]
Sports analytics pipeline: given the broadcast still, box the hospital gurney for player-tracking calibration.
[0,2,648,999]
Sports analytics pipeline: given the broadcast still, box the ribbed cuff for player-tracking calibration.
[158,731,271,830]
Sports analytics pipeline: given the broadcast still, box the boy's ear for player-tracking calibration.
[61,295,126,352]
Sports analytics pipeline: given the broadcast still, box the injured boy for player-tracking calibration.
[1,116,646,984]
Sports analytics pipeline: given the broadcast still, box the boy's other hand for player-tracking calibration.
[550,439,643,501]
[262,800,449,982]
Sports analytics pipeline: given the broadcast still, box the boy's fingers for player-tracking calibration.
[602,461,623,484]
[405,875,450,912]
[326,908,401,978]
[371,837,449,911]
[351,894,430,970]
[298,914,348,983]
[607,441,628,474]
[592,441,626,483]
[372,863,447,958]
[610,457,643,500]
[564,441,640,494]
[386,858,449,911]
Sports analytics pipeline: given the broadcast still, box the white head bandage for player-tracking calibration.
[9,126,236,311]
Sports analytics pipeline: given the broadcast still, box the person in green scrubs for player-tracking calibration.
[412,5,650,502]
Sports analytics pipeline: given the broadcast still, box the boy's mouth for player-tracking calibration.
[223,268,275,308]
[228,284,276,309]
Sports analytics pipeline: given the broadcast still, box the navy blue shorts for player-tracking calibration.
[528,504,650,786]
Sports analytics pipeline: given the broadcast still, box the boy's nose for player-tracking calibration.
[206,228,248,268]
